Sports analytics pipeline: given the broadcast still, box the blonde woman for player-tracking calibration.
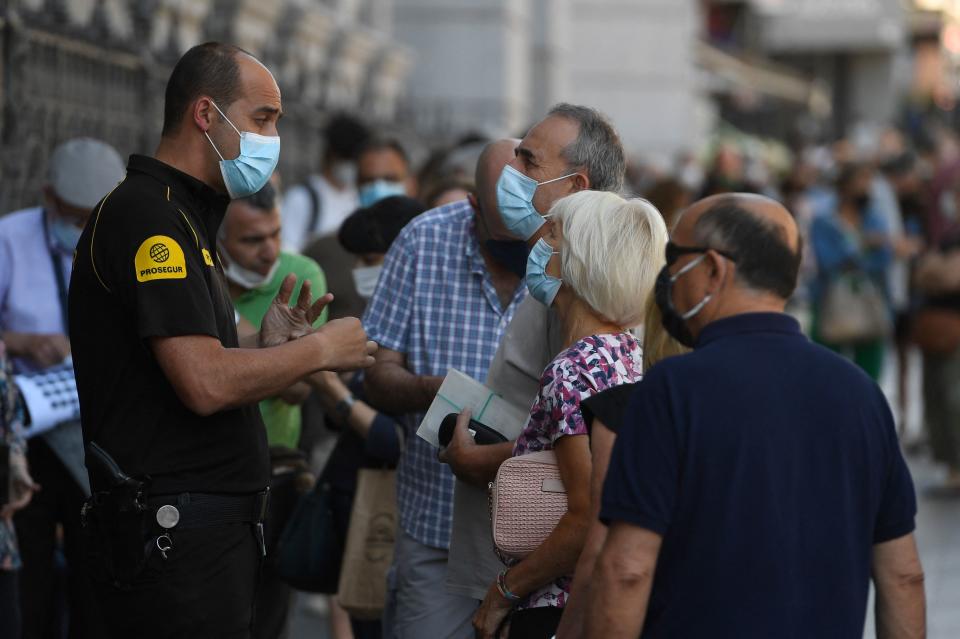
[555,300,685,638]
[471,190,668,639]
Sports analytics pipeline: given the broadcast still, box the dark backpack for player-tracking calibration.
[303,180,324,239]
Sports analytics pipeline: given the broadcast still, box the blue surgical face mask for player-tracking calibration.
[358,180,406,208]
[496,165,578,240]
[204,101,280,199]
[49,217,83,252]
[525,237,562,306]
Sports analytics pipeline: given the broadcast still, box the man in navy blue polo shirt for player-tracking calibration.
[587,194,924,638]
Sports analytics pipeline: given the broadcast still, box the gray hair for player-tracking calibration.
[551,190,668,328]
[691,198,801,300]
[548,103,626,194]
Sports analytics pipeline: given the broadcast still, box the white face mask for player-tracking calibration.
[352,265,382,300]
[330,161,357,189]
[218,242,281,290]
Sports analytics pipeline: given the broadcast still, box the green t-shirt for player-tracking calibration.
[233,251,328,449]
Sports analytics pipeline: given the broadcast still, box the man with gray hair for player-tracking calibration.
[0,137,124,638]
[439,104,627,618]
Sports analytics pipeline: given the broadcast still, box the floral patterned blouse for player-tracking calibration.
[511,332,643,610]
[1,341,26,571]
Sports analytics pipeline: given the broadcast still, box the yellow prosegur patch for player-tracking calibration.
[202,248,214,267]
[135,235,187,282]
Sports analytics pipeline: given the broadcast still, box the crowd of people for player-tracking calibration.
[0,40,954,639]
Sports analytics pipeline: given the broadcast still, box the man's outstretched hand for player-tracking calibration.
[259,274,377,370]
[259,274,330,348]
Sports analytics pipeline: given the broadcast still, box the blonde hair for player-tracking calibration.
[641,298,689,371]
[550,190,669,329]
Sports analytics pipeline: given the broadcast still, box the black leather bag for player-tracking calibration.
[277,478,343,593]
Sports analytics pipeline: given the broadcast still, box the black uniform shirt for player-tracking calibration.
[69,155,269,495]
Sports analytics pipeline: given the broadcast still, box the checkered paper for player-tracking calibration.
[13,360,80,438]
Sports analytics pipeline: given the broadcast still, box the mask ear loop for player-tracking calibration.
[669,252,713,320]
[204,131,226,161]
[537,172,580,187]
[208,100,243,137]
[680,293,712,321]
[203,99,241,161]
[669,252,708,283]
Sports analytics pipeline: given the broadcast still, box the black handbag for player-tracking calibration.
[276,478,343,593]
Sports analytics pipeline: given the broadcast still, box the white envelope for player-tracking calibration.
[417,369,529,448]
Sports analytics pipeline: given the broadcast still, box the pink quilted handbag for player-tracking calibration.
[490,450,568,560]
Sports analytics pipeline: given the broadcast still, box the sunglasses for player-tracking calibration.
[665,242,738,267]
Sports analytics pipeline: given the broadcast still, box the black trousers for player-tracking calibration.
[94,523,261,639]
[508,606,563,639]
[252,471,301,639]
[13,438,103,639]
[1,569,21,638]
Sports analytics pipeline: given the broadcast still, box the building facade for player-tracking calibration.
[0,0,412,214]
[392,0,709,164]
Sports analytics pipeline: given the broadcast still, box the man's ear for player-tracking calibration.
[572,171,589,192]
[707,250,731,289]
[193,96,215,133]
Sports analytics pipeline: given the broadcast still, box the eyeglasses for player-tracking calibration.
[665,242,738,267]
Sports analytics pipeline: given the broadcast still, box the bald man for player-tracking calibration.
[361,139,529,639]
[69,43,374,638]
[583,195,924,639]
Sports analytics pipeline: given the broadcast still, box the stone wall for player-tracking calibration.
[0,0,411,214]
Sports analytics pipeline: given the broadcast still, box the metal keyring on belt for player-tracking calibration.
[156,534,173,560]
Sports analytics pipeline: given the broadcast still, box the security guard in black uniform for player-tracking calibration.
[68,43,376,638]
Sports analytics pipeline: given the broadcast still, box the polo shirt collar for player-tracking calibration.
[126,154,230,239]
[696,312,801,348]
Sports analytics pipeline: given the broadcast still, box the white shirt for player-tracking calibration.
[281,174,359,251]
[871,175,908,311]
[0,206,72,373]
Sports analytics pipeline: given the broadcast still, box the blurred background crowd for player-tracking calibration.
[2,0,960,638]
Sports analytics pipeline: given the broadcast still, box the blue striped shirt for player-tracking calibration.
[362,200,526,549]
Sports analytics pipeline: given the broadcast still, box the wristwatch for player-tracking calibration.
[334,395,356,421]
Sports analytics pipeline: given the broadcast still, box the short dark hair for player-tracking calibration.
[358,137,410,167]
[693,198,802,300]
[238,182,277,212]
[880,152,915,177]
[324,113,371,161]
[548,103,626,193]
[338,196,425,255]
[162,42,248,137]
[836,162,871,196]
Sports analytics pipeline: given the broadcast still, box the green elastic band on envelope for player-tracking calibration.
[436,391,496,422]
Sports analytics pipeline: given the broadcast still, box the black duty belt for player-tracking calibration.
[146,489,270,531]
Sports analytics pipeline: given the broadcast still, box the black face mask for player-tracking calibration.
[484,239,529,278]
[853,193,870,211]
[654,265,696,348]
